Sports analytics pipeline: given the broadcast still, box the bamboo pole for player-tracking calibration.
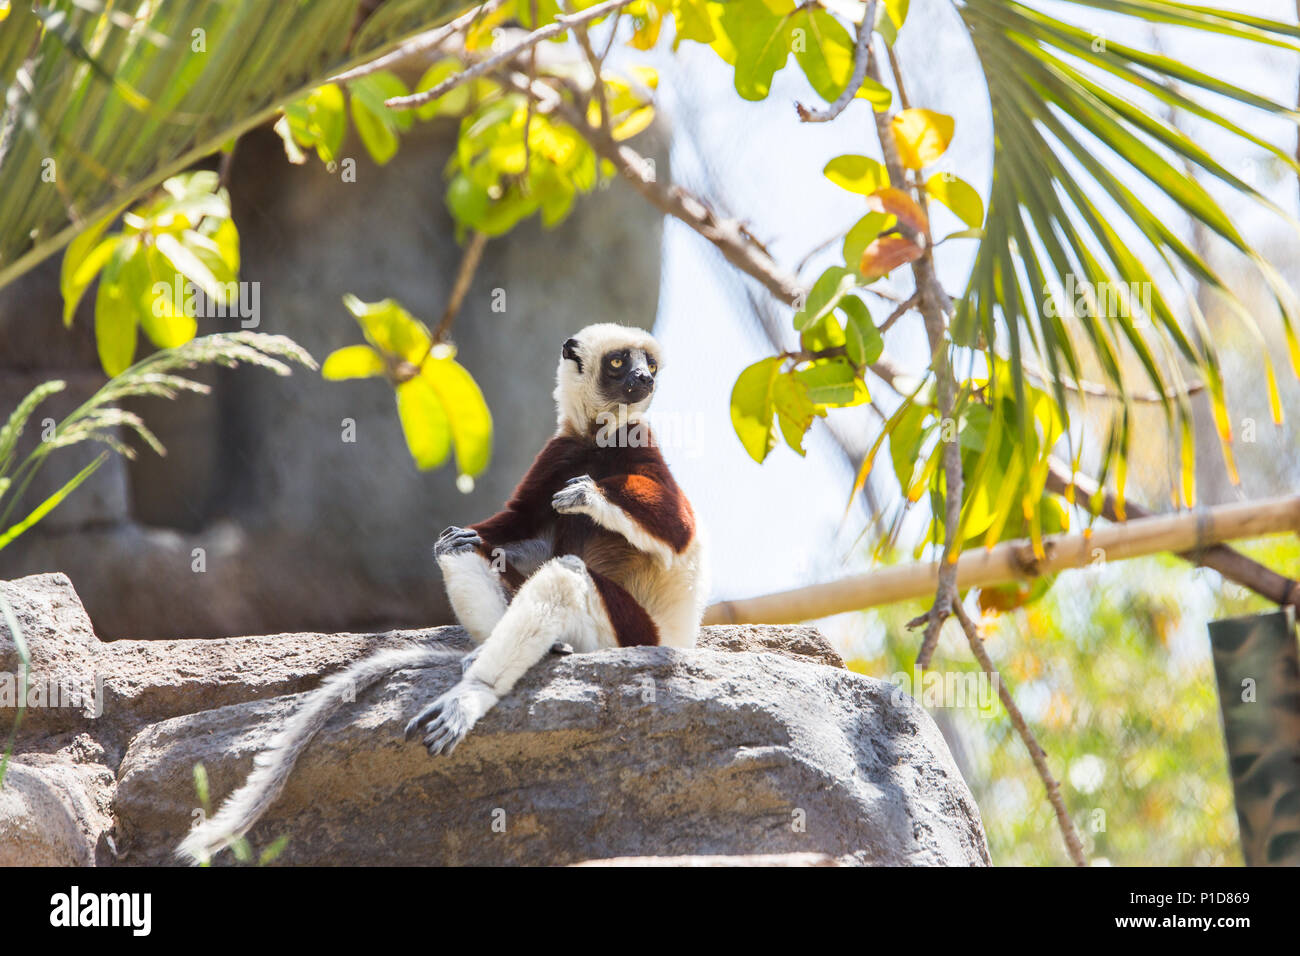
[705,494,1300,626]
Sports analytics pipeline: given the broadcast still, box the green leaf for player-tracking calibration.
[794,266,856,331]
[140,246,198,349]
[395,377,451,471]
[839,295,882,365]
[258,834,291,866]
[854,76,893,110]
[796,357,868,406]
[876,0,910,46]
[93,241,142,377]
[321,344,386,381]
[823,154,889,195]
[155,232,223,303]
[792,8,855,102]
[773,371,816,455]
[925,173,984,228]
[730,356,782,462]
[342,295,431,364]
[60,213,120,327]
[421,354,493,478]
[349,73,410,166]
[721,0,794,101]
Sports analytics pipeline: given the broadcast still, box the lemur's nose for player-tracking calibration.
[629,369,653,389]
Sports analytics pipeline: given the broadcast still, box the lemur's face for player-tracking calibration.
[596,344,657,404]
[556,324,664,431]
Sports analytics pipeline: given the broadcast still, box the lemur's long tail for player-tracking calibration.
[176,645,461,864]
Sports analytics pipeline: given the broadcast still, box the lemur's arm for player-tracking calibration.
[551,466,694,568]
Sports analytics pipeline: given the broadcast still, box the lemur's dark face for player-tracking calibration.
[564,336,658,405]
[598,346,657,404]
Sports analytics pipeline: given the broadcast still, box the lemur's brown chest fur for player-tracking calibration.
[469,425,694,647]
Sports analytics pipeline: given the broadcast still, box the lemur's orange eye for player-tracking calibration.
[610,357,623,369]
[647,359,657,373]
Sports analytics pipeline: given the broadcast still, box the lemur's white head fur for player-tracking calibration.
[554,323,663,435]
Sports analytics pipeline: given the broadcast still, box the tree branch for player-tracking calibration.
[433,231,488,344]
[795,2,879,123]
[950,598,1088,867]
[385,0,634,110]
[328,0,507,84]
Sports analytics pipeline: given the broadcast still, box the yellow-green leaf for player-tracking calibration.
[891,109,954,170]
[342,295,431,364]
[823,154,888,195]
[93,242,141,377]
[925,173,984,228]
[321,344,386,380]
[422,355,493,478]
[730,356,781,462]
[396,377,451,470]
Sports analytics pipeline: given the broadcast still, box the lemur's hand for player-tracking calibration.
[552,475,598,515]
[434,525,481,559]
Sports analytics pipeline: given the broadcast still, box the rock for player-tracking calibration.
[574,853,839,866]
[0,753,115,866]
[2,572,989,866]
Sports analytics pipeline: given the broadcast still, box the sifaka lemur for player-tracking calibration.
[178,322,708,863]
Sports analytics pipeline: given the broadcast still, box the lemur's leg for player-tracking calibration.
[405,555,614,757]
[434,526,509,646]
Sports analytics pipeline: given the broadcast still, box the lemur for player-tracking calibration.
[178,323,707,863]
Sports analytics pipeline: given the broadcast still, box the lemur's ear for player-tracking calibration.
[562,337,583,374]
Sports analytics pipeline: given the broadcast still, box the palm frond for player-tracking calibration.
[957,0,1300,513]
[0,0,476,289]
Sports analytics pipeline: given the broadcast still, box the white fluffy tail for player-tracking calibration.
[176,645,460,864]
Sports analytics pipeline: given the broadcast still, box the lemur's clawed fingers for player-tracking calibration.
[434,526,481,558]
[406,679,498,757]
[552,475,597,514]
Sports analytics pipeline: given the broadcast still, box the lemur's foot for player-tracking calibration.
[404,677,498,757]
[550,641,574,656]
[434,526,481,558]
[551,475,597,515]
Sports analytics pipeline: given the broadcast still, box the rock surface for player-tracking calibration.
[2,573,990,866]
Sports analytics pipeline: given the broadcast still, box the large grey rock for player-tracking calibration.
[114,642,987,866]
[2,572,990,866]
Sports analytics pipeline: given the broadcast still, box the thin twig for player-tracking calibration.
[385,0,634,110]
[567,0,610,130]
[329,0,507,84]
[796,1,879,123]
[1022,364,1205,404]
[878,291,919,335]
[950,598,1088,867]
[433,231,489,343]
